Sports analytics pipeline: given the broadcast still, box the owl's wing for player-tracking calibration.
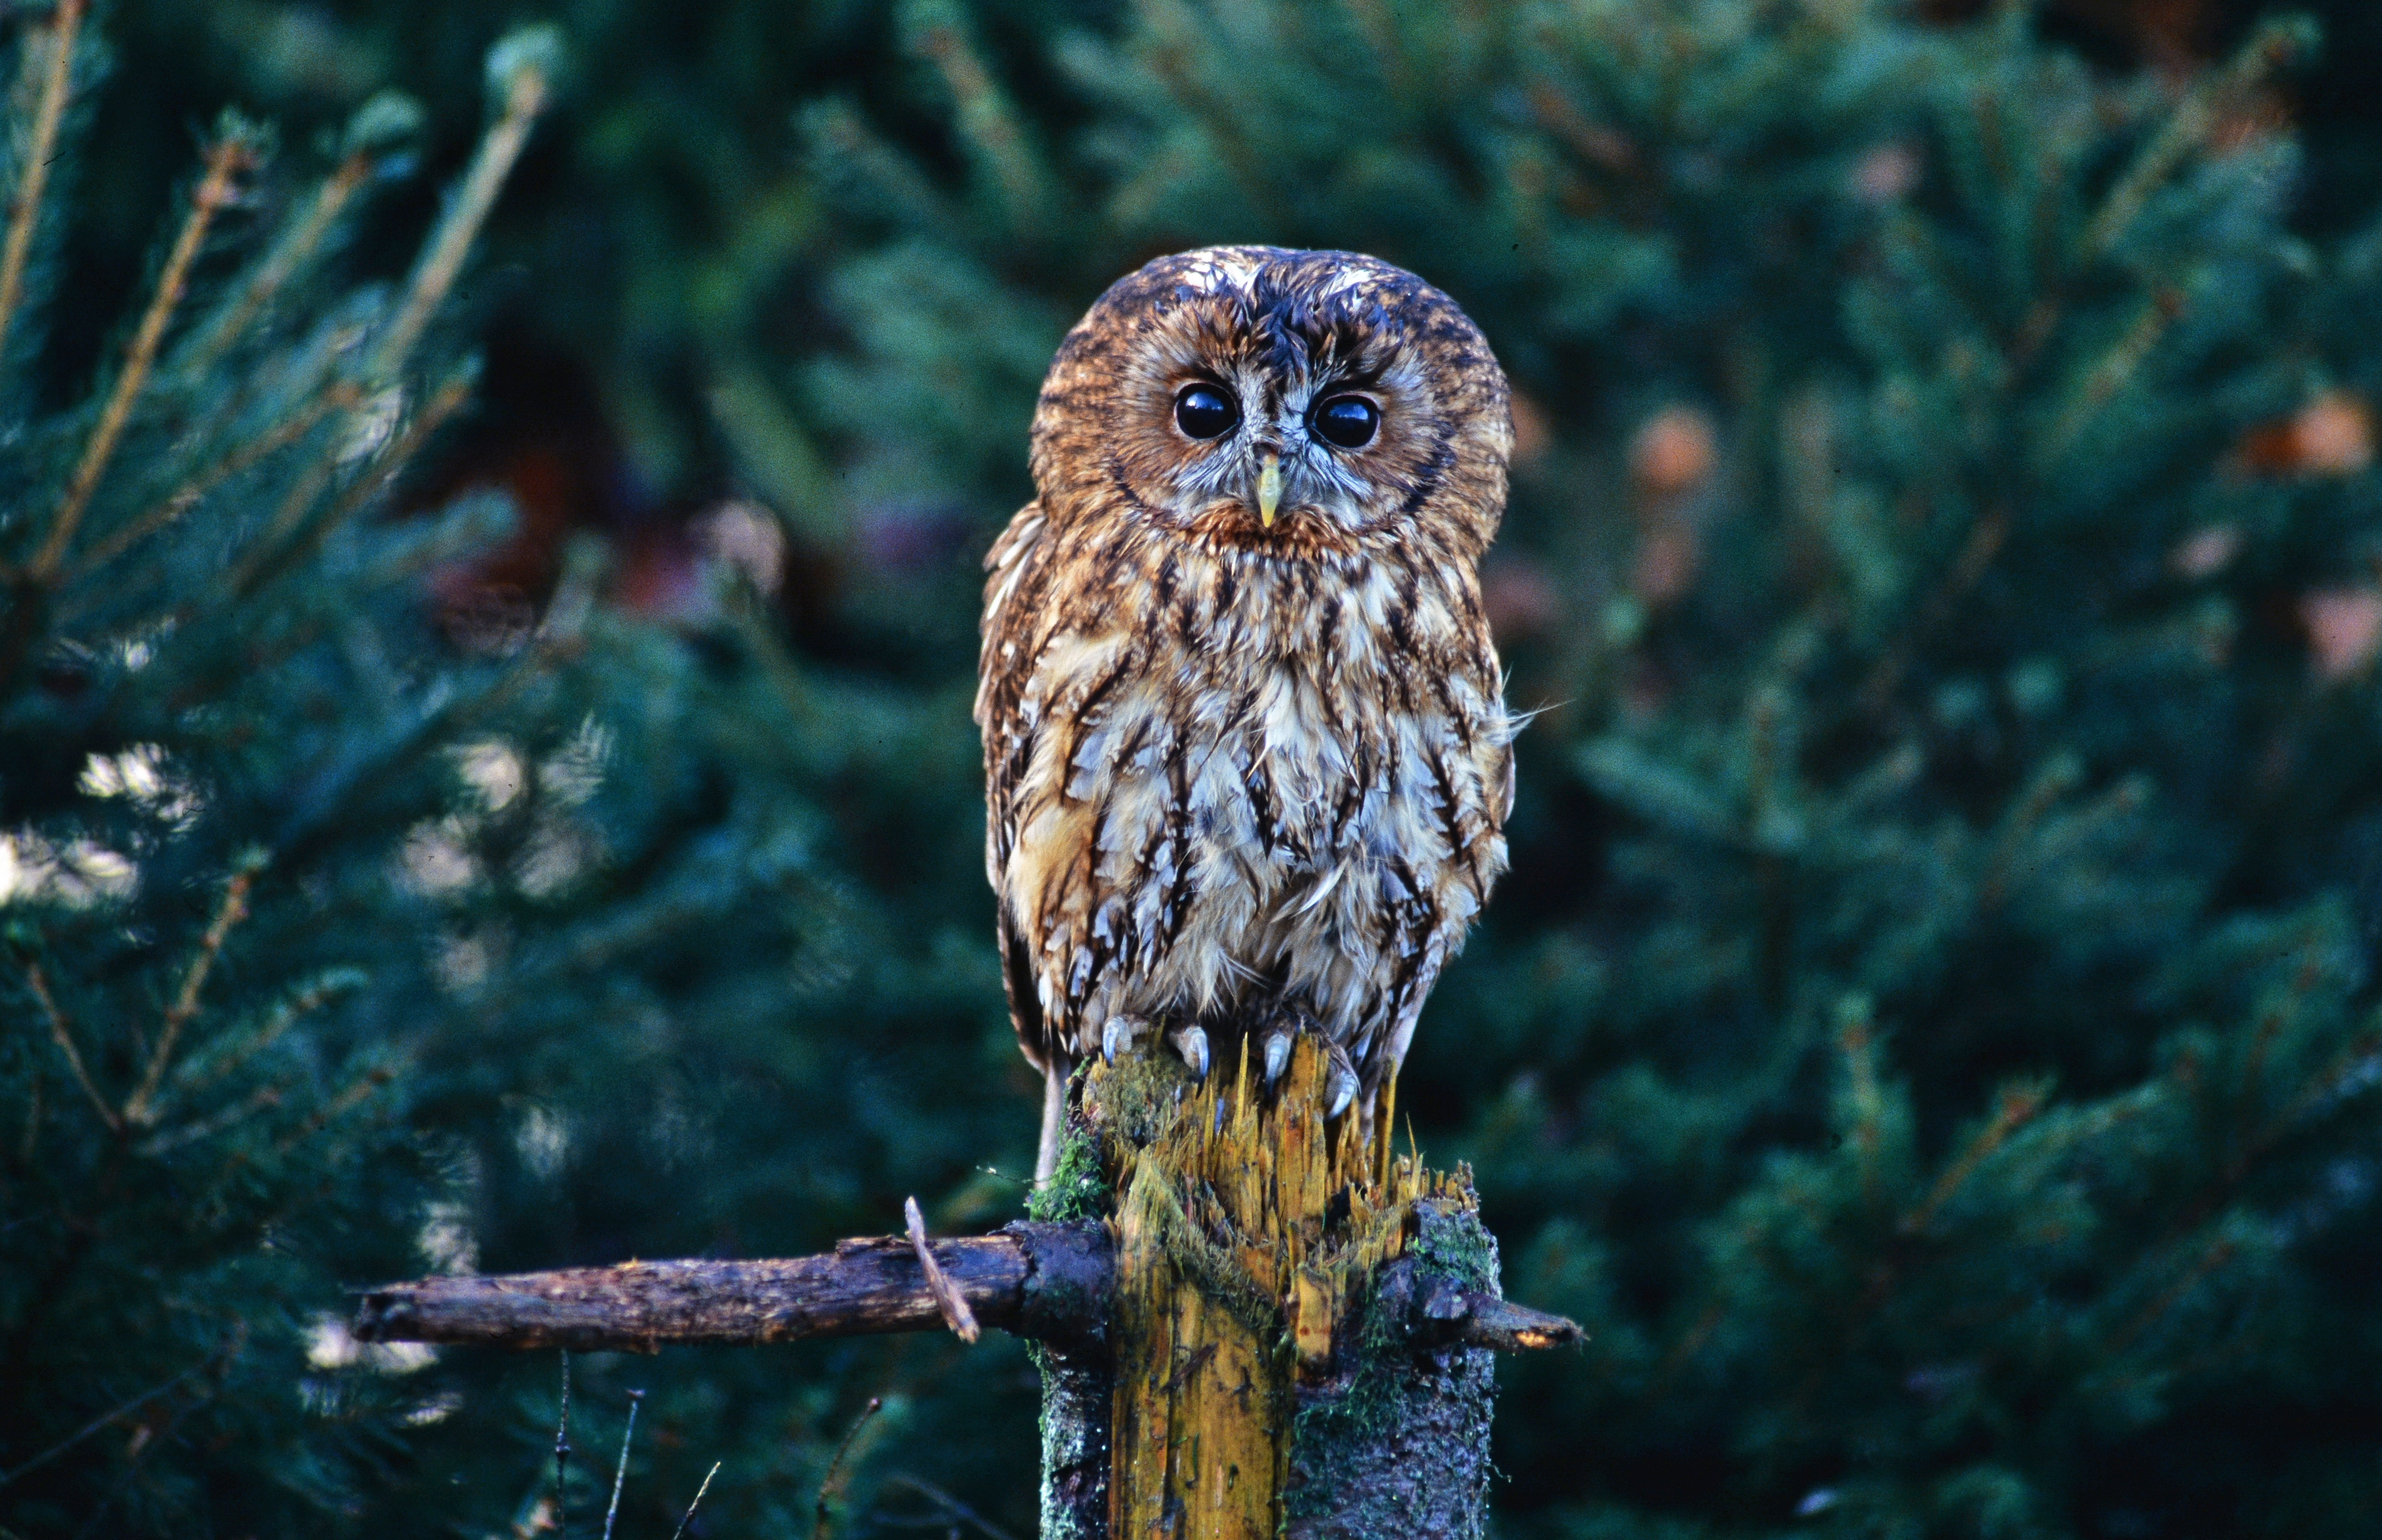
[977,501,1056,1069]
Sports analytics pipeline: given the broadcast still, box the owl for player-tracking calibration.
[976,247,1514,1179]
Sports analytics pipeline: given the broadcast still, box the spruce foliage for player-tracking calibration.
[7,1,2382,1538]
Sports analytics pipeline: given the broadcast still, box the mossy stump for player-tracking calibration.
[1037,1033,1503,1539]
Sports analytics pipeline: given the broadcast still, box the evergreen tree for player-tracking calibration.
[1,11,1037,1536]
[9,1,2382,1537]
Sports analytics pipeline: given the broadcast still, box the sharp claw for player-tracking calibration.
[1102,1015,1131,1064]
[1327,1065,1358,1119]
[1263,1032,1292,1085]
[1171,1025,1211,1080]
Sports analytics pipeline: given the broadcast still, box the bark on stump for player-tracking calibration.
[1036,1032,1515,1539]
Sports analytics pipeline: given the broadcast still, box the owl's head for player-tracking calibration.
[1030,247,1511,560]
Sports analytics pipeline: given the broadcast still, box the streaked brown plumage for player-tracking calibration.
[976,247,1514,1178]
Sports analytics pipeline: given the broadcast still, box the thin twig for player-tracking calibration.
[0,1355,209,1488]
[554,1351,574,1540]
[274,1062,397,1153]
[813,1397,884,1540]
[22,959,117,1134]
[368,58,549,381]
[123,863,256,1127]
[880,1473,1023,1540]
[31,132,256,581]
[602,1389,643,1540]
[905,1196,981,1343]
[0,0,85,371]
[2083,18,2306,260]
[669,1462,722,1540]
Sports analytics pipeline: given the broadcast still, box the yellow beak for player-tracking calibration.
[1257,454,1281,529]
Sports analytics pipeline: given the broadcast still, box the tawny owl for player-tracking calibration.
[976,247,1514,1179]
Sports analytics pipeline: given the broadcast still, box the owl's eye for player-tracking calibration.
[1173,384,1239,440]
[1311,395,1380,450]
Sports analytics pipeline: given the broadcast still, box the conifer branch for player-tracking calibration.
[31,129,256,582]
[161,967,363,1108]
[0,0,84,374]
[180,149,375,377]
[22,958,117,1135]
[908,10,1045,219]
[1901,1082,2047,1236]
[2083,17,2311,261]
[227,368,470,600]
[64,383,359,583]
[2109,1231,2239,1354]
[123,860,258,1128]
[368,42,552,382]
[274,1061,398,1152]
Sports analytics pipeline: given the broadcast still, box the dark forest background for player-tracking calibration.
[7,0,2382,1536]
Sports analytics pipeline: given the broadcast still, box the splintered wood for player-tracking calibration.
[1085,1033,1470,1538]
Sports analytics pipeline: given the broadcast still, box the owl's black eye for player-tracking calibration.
[1311,394,1380,450]
[1174,384,1238,440]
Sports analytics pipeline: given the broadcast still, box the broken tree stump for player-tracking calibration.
[1031,1031,1563,1539]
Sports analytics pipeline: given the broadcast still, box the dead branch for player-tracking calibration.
[351,1216,1583,1357]
[353,1221,1106,1353]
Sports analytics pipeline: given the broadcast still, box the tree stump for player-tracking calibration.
[1039,1033,1515,1538]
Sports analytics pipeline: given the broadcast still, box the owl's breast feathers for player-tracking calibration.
[976,502,1511,1091]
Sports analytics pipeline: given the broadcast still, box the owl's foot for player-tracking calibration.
[1100,1014,1212,1081]
[1169,1024,1212,1080]
[1101,1013,1151,1064]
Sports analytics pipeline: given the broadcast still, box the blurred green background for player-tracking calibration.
[7,0,2382,1536]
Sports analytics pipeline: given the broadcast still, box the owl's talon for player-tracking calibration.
[1326,1063,1358,1119]
[1322,1035,1360,1118]
[1263,1031,1293,1086]
[1171,1025,1211,1080]
[1101,1015,1137,1064]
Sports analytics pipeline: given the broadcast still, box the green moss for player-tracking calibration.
[1409,1198,1500,1293]
[1086,1043,1197,1155]
[1028,1111,1109,1223]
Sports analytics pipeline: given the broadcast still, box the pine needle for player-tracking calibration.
[65,384,358,583]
